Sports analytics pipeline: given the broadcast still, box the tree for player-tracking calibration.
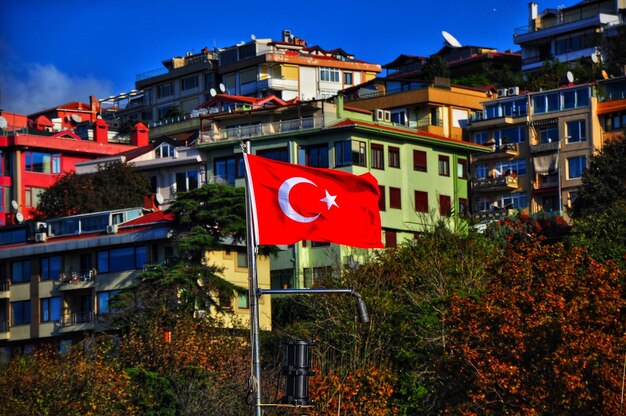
[524,59,570,92]
[602,25,626,77]
[442,242,626,415]
[36,161,150,219]
[422,55,450,81]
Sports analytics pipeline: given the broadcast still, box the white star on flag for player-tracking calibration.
[320,190,338,210]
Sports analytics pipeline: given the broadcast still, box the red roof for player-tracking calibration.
[123,210,174,226]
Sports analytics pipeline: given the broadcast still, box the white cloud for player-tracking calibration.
[0,64,113,114]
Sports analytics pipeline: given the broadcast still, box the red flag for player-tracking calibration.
[244,153,383,248]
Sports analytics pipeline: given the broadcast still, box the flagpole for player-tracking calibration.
[243,141,263,416]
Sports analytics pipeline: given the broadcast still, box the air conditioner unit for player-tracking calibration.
[508,86,520,96]
[374,109,385,121]
[106,224,118,234]
[35,232,47,243]
[383,110,391,122]
[497,88,508,97]
[35,222,47,232]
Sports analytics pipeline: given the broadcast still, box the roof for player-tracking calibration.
[123,210,174,226]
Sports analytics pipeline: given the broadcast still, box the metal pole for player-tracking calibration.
[243,141,263,416]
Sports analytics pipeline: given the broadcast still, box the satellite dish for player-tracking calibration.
[591,53,599,64]
[602,70,609,80]
[442,31,462,48]
[15,212,24,223]
[71,114,82,123]
[0,116,7,129]
[219,83,226,93]
[251,34,256,40]
[209,88,217,97]
[155,193,164,205]
[566,71,574,83]
[11,200,18,210]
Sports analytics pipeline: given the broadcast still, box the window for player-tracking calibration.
[439,195,451,217]
[388,147,400,168]
[155,143,175,158]
[97,290,120,315]
[12,260,30,283]
[378,186,386,211]
[474,131,489,145]
[499,192,528,209]
[457,159,467,179]
[41,256,61,281]
[97,246,147,273]
[41,297,61,322]
[413,150,427,172]
[334,140,366,167]
[236,252,248,269]
[385,230,397,248]
[24,152,61,174]
[25,187,45,208]
[438,155,450,176]
[157,82,174,98]
[539,125,559,144]
[12,300,31,326]
[181,75,198,91]
[567,156,586,179]
[214,155,244,185]
[371,144,384,169]
[495,159,527,176]
[176,170,199,192]
[343,72,353,85]
[459,198,468,217]
[475,163,489,179]
[389,187,401,209]
[237,292,249,309]
[320,67,340,83]
[257,147,288,162]
[414,191,428,213]
[306,144,329,168]
[494,126,526,144]
[567,120,586,143]
[391,110,407,125]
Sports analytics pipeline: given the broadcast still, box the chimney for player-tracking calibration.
[94,118,109,143]
[529,2,538,25]
[90,96,99,118]
[131,122,149,147]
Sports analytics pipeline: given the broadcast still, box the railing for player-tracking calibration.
[61,311,95,327]
[530,141,559,154]
[514,7,615,36]
[471,175,519,191]
[58,270,97,285]
[136,67,168,81]
[0,321,8,333]
[0,280,9,292]
[202,116,322,142]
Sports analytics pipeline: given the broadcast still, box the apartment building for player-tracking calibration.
[0,107,149,225]
[196,95,489,288]
[597,74,626,141]
[513,0,625,73]
[467,82,601,221]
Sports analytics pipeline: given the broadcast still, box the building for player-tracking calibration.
[196,95,489,288]
[597,74,626,141]
[0,105,149,224]
[513,0,625,73]
[467,82,601,221]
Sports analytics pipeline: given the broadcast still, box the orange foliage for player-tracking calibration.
[443,242,626,415]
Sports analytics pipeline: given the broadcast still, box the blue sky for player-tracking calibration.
[0,0,566,114]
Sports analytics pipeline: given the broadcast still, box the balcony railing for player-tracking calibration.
[61,311,95,327]
[530,141,560,154]
[201,116,322,142]
[58,270,97,285]
[471,175,519,192]
[472,209,516,222]
[473,143,520,160]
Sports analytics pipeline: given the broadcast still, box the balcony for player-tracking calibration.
[58,311,95,332]
[0,321,9,340]
[530,141,559,154]
[57,270,97,290]
[0,280,9,298]
[472,209,517,222]
[471,175,519,192]
[472,143,520,161]
[200,115,322,143]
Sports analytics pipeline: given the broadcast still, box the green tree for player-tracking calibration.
[602,25,626,77]
[422,55,450,81]
[36,161,150,219]
[524,59,570,91]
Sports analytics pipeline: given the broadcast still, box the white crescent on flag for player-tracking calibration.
[278,177,339,223]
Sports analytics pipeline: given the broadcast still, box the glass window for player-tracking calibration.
[97,246,147,273]
[457,159,467,179]
[155,144,175,158]
[568,156,586,179]
[41,297,61,322]
[474,131,489,145]
[181,75,198,91]
[388,147,400,168]
[257,148,288,162]
[157,82,174,98]
[495,126,526,144]
[236,252,248,268]
[389,187,401,209]
[438,155,450,176]
[415,191,428,213]
[24,152,61,173]
[413,150,427,172]
[385,230,397,248]
[500,192,528,209]
[306,144,328,168]
[371,144,384,169]
[495,159,527,176]
[41,256,61,281]
[378,186,386,211]
[97,290,120,315]
[25,187,45,208]
[567,120,586,143]
[237,292,249,309]
[12,300,31,326]
[539,126,559,144]
[11,260,30,283]
[214,155,244,185]
[320,67,340,83]
[176,170,199,192]
[343,72,353,85]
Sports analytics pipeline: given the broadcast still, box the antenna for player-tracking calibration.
[209,88,217,97]
[591,53,599,64]
[11,200,18,211]
[219,83,226,93]
[0,116,7,130]
[15,212,24,223]
[566,71,574,84]
[71,114,82,123]
[442,31,462,48]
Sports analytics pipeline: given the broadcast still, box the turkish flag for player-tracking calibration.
[244,153,383,248]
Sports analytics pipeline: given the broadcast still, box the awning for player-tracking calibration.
[533,153,558,175]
